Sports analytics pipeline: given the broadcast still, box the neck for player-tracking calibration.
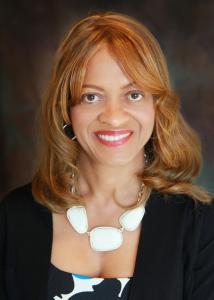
[76,151,145,208]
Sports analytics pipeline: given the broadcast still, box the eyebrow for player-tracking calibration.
[82,82,136,91]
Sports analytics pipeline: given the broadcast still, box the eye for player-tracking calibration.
[127,91,145,102]
[81,93,101,103]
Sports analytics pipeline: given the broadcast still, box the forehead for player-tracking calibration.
[83,46,132,87]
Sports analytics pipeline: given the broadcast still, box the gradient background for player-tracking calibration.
[0,0,213,198]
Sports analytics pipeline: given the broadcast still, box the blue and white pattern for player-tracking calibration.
[47,264,132,300]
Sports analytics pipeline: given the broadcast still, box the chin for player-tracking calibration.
[97,155,139,167]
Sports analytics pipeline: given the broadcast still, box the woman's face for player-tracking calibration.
[71,46,155,167]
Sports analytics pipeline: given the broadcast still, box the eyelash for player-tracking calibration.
[80,91,145,103]
[80,93,101,103]
[127,91,145,102]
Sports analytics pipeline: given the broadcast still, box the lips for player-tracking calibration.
[94,130,133,147]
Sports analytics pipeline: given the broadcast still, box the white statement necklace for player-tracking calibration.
[66,185,145,252]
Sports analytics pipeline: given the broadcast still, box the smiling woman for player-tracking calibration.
[1,11,214,300]
[32,12,211,209]
[71,46,155,167]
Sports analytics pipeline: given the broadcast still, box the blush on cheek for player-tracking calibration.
[135,109,155,122]
[70,105,93,132]
[71,106,85,121]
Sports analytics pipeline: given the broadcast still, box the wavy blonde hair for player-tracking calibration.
[32,11,212,212]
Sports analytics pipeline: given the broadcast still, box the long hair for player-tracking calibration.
[32,12,212,212]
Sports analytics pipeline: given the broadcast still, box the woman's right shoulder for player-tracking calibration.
[0,183,49,216]
[1,183,33,207]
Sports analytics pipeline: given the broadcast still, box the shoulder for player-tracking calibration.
[150,190,201,212]
[152,191,214,255]
[194,197,214,251]
[150,190,214,230]
[152,190,213,211]
[0,183,51,225]
[1,183,33,206]
[166,191,214,240]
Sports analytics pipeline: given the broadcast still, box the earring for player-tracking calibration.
[71,168,77,194]
[63,124,77,141]
[144,136,154,167]
[144,152,149,166]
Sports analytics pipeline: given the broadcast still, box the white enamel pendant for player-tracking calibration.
[89,227,123,251]
[67,206,88,234]
[119,205,145,231]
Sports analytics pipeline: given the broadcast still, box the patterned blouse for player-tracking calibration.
[47,263,132,300]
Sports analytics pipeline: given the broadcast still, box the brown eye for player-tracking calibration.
[127,92,144,101]
[81,94,100,103]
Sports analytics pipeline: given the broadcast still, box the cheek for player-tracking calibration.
[132,104,155,129]
[70,106,91,129]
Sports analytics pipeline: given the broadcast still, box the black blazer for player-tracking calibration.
[1,184,214,300]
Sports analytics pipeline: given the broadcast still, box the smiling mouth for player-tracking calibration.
[94,130,133,146]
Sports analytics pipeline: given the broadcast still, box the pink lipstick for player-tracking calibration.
[94,130,133,147]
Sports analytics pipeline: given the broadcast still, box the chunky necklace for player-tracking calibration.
[66,183,145,252]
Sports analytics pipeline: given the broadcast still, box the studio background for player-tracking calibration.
[0,0,213,198]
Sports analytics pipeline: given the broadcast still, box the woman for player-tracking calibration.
[0,11,214,300]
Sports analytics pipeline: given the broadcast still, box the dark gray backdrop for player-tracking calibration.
[0,0,213,198]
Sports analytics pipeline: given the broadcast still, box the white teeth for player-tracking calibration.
[97,133,131,142]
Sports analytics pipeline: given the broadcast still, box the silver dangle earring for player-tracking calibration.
[144,152,149,166]
[144,136,154,167]
[63,124,76,141]
[70,168,77,194]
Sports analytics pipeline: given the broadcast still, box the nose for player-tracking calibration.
[98,101,129,127]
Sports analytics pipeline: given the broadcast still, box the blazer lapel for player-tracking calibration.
[17,199,53,300]
[129,191,184,300]
[129,191,157,300]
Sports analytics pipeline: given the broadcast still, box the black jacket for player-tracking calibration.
[1,184,214,300]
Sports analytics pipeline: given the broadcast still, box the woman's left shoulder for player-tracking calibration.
[160,191,214,213]
[152,190,214,228]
